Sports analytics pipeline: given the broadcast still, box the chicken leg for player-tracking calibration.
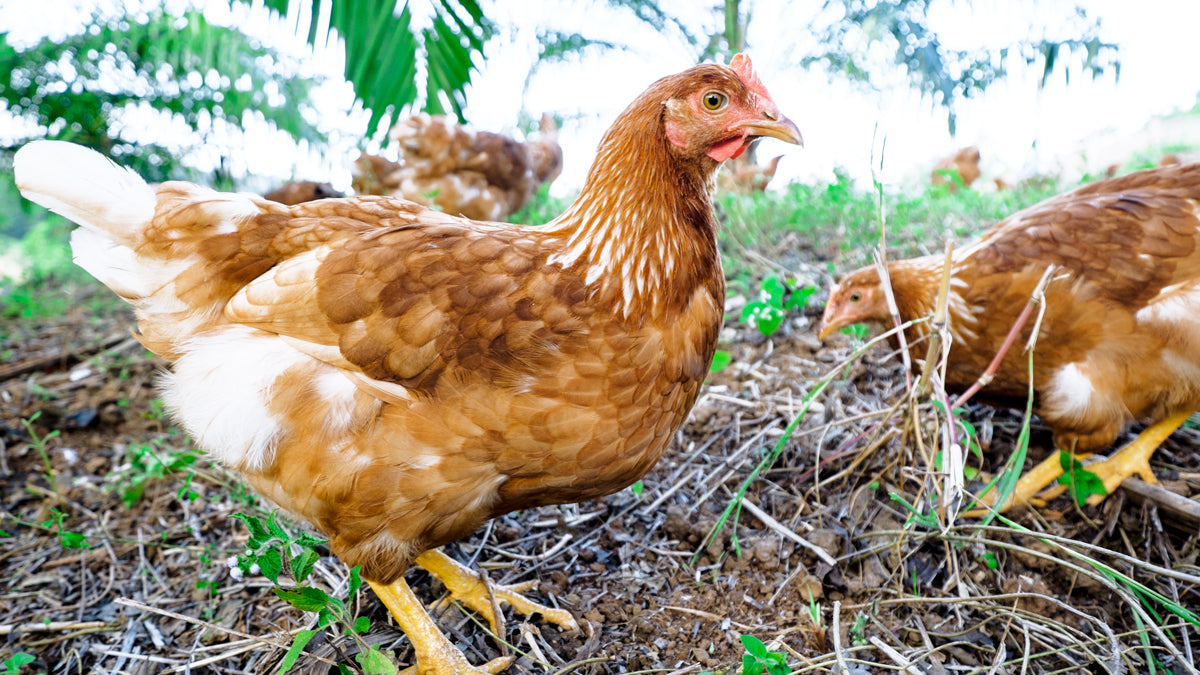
[369,550,579,674]
[1037,409,1191,506]
[414,549,580,637]
[367,578,514,675]
[967,409,1192,515]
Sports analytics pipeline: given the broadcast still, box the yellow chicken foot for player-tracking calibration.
[966,409,1192,516]
[964,451,1070,516]
[415,549,580,638]
[368,578,514,675]
[1036,409,1191,506]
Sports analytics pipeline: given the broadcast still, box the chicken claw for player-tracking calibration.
[368,578,514,675]
[415,549,580,638]
[1038,409,1190,506]
[966,409,1192,516]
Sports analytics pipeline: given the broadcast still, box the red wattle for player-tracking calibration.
[707,136,746,162]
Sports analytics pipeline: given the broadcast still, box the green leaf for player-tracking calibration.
[60,530,88,549]
[277,629,317,674]
[740,634,768,658]
[348,565,364,600]
[981,552,998,570]
[290,548,320,583]
[710,350,733,373]
[266,513,290,541]
[630,480,644,497]
[353,615,371,634]
[1057,453,1107,506]
[785,285,818,311]
[231,513,271,546]
[759,275,786,306]
[258,547,284,583]
[274,585,332,612]
[357,646,398,674]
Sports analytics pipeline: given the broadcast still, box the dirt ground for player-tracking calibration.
[3,275,1200,674]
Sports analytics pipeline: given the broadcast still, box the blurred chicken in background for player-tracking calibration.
[353,112,563,220]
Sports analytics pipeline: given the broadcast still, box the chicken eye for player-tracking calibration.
[849,291,863,302]
[702,91,728,111]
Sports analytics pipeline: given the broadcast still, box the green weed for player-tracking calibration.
[740,274,816,336]
[108,439,201,508]
[629,480,644,498]
[710,350,732,372]
[21,412,62,500]
[1056,452,1106,506]
[229,512,395,673]
[739,634,789,675]
[41,507,88,549]
[2,653,36,675]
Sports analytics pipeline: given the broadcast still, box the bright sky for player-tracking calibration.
[4,0,1200,196]
[468,0,1200,194]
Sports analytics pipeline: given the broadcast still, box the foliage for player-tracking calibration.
[508,183,575,226]
[2,653,36,675]
[0,8,324,183]
[1057,452,1106,506]
[804,0,1120,134]
[0,208,117,319]
[719,167,1065,280]
[250,0,494,142]
[739,634,789,675]
[740,274,816,336]
[41,507,88,549]
[710,350,733,372]
[229,512,395,672]
[108,439,202,509]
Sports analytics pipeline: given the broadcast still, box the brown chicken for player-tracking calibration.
[820,163,1200,512]
[262,180,343,205]
[354,112,563,221]
[718,151,783,194]
[930,146,981,192]
[15,55,800,674]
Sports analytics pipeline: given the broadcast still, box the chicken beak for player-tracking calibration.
[741,114,803,147]
[816,302,841,341]
[816,321,837,342]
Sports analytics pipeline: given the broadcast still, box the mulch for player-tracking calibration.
[2,275,1199,674]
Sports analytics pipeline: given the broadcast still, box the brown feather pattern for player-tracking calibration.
[19,61,801,586]
[822,163,1200,453]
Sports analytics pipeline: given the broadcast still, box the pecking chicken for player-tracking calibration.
[353,112,563,221]
[15,55,801,674]
[820,163,1200,513]
[262,179,343,205]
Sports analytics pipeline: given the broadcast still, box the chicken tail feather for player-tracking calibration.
[14,140,156,244]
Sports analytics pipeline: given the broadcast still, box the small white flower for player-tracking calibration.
[229,566,244,581]
[248,563,260,575]
[226,556,239,568]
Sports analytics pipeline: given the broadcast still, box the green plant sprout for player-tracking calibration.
[739,634,789,675]
[710,350,732,372]
[108,440,201,508]
[41,507,87,549]
[740,275,816,336]
[229,512,397,673]
[2,653,35,675]
[1056,452,1106,506]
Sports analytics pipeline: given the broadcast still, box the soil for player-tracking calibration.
[2,276,1199,674]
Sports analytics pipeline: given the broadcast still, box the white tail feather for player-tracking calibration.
[14,140,156,244]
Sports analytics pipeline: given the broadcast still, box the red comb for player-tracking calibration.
[730,53,772,101]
